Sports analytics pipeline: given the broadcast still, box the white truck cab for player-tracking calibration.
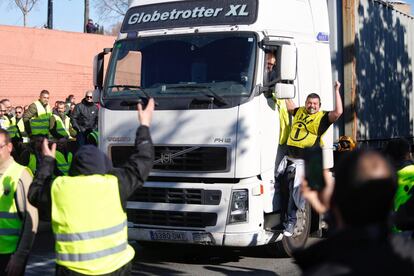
[94,0,334,255]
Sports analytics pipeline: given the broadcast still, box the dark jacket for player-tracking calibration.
[28,126,154,215]
[71,99,98,133]
[294,225,414,276]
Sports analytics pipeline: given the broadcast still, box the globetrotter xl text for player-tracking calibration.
[128,5,250,25]
[121,0,258,33]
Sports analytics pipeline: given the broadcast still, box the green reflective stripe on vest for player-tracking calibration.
[53,114,71,137]
[51,175,134,274]
[55,151,72,176]
[0,228,20,235]
[55,220,127,242]
[7,117,18,138]
[30,101,51,135]
[0,161,27,253]
[57,242,128,262]
[87,131,99,145]
[0,212,19,219]
[394,165,414,211]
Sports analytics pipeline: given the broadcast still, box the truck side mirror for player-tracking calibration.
[93,48,112,90]
[92,89,100,103]
[278,45,297,81]
[274,83,295,99]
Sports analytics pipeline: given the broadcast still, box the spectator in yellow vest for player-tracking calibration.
[50,102,77,140]
[0,129,38,276]
[7,106,27,161]
[23,90,52,139]
[13,106,27,141]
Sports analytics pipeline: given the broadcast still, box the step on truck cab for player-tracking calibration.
[93,0,335,255]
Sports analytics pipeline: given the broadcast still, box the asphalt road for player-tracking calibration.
[25,223,301,276]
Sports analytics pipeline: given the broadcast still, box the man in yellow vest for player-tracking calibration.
[0,129,38,275]
[28,99,155,275]
[5,105,28,160]
[23,90,52,139]
[275,81,343,236]
[50,101,77,140]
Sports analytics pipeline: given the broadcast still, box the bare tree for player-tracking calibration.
[105,21,122,36]
[12,0,41,26]
[94,0,128,21]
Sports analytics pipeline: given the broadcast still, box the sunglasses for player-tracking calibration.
[16,112,22,114]
[86,96,93,99]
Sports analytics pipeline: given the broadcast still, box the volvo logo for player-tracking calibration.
[160,152,174,165]
[154,146,200,165]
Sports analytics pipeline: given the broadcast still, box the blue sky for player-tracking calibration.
[0,0,122,33]
[0,1,413,33]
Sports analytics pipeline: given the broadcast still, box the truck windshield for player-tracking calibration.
[103,32,257,110]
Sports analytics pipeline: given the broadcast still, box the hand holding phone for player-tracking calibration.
[303,147,325,191]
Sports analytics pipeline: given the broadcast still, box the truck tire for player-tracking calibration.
[276,202,311,257]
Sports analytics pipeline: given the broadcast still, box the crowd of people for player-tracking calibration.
[0,87,155,275]
[0,90,99,170]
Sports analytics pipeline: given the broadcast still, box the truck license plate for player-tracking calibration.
[150,231,188,241]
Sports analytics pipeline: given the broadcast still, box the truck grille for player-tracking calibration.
[110,145,229,172]
[129,187,221,205]
[127,209,217,228]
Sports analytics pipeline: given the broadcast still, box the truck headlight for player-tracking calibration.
[228,189,248,224]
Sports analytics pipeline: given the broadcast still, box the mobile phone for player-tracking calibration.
[303,147,325,191]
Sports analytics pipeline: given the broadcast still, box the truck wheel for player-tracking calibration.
[276,202,311,257]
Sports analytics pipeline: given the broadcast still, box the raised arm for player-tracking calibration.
[285,99,297,115]
[27,139,56,214]
[328,81,343,123]
[115,99,155,205]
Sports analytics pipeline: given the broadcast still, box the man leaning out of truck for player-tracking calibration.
[274,81,343,236]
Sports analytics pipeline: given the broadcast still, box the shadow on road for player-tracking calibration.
[131,242,290,275]
[25,227,297,276]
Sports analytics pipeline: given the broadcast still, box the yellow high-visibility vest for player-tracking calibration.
[52,114,72,138]
[16,118,28,140]
[51,175,134,274]
[5,117,19,138]
[55,151,73,176]
[28,154,37,176]
[0,161,31,253]
[275,100,290,145]
[287,107,327,148]
[394,164,414,211]
[30,101,51,136]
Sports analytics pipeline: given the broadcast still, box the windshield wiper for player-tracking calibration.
[109,85,157,107]
[107,84,142,89]
[170,84,228,106]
